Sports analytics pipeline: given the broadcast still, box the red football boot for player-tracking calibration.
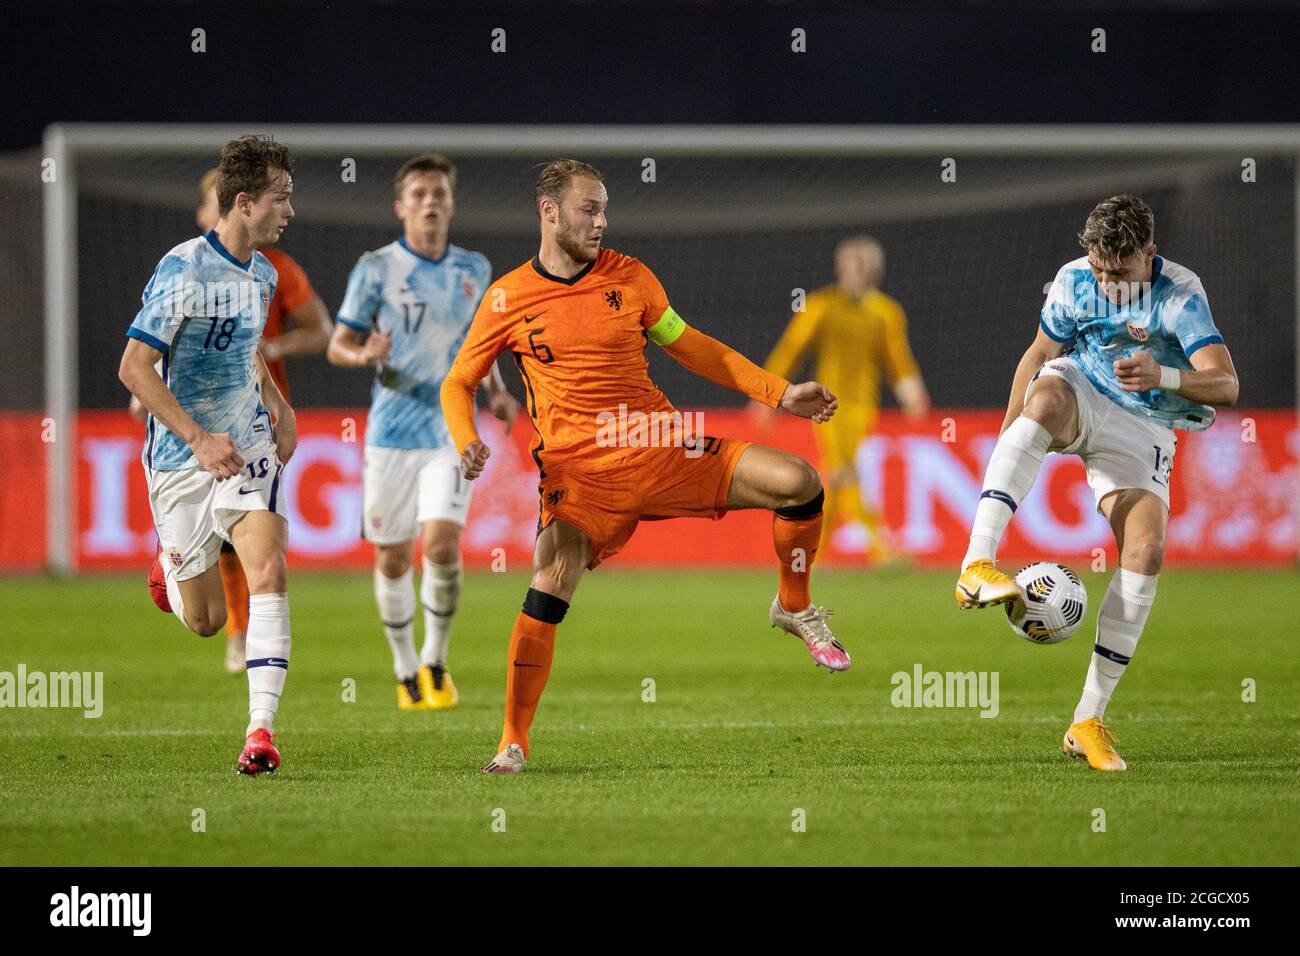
[236,728,280,776]
[148,554,172,613]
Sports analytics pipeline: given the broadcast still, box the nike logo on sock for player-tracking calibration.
[512,661,542,668]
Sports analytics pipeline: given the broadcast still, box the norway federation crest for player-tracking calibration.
[168,547,184,570]
[1126,321,1149,341]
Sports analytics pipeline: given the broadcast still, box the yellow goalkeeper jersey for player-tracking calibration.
[763,285,920,411]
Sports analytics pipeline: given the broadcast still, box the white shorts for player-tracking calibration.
[1028,357,1175,512]
[362,445,472,544]
[148,442,285,582]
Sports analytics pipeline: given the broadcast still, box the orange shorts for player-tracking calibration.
[537,436,751,569]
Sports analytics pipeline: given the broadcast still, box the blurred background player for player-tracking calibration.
[118,135,300,775]
[442,160,845,775]
[328,153,519,711]
[757,236,929,562]
[954,195,1239,772]
[131,168,330,675]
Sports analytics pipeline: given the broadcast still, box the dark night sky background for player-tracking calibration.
[5,1,1300,147]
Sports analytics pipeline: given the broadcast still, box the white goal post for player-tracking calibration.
[43,122,1300,572]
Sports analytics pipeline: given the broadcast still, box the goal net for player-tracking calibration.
[11,124,1300,569]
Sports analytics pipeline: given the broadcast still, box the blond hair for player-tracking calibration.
[534,159,604,217]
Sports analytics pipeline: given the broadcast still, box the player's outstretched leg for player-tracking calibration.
[373,543,429,711]
[149,553,227,637]
[956,379,1076,609]
[219,544,250,675]
[418,520,465,710]
[483,519,590,774]
[1064,489,1164,772]
[230,512,292,776]
[728,445,849,671]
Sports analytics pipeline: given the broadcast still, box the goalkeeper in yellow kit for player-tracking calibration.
[759,236,930,560]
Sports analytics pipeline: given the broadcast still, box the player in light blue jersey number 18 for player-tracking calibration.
[953,194,1240,772]
[327,152,520,712]
[118,136,300,777]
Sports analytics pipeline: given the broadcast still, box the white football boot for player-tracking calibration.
[769,598,851,671]
[482,743,527,775]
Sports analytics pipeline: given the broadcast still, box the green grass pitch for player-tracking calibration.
[2,568,1297,866]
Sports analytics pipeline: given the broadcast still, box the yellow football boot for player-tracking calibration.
[955,559,1020,609]
[1063,717,1127,772]
[396,675,432,711]
[418,664,459,709]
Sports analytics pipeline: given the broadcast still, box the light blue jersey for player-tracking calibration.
[127,231,278,471]
[337,238,490,449]
[1040,255,1224,431]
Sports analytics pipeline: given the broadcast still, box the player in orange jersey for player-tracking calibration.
[131,169,331,673]
[441,160,847,775]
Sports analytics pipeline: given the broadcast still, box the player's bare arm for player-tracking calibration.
[893,375,931,418]
[326,322,391,368]
[118,336,244,479]
[261,293,332,362]
[480,362,520,432]
[254,351,297,464]
[999,325,1068,434]
[1113,342,1239,406]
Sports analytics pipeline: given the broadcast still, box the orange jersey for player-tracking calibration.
[258,247,316,399]
[441,248,788,472]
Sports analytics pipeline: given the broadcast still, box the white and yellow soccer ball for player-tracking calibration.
[1005,562,1087,644]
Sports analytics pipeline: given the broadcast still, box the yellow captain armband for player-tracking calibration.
[646,306,687,346]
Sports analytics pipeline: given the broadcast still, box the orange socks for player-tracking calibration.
[500,589,569,757]
[219,549,250,637]
[774,490,824,612]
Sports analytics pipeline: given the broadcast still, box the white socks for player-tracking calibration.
[245,592,291,735]
[1074,569,1157,723]
[374,568,419,680]
[962,417,1053,569]
[420,558,462,669]
[374,559,462,677]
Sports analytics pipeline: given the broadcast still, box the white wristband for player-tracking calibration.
[1158,365,1182,391]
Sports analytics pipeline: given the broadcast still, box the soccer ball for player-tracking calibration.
[1005,562,1087,644]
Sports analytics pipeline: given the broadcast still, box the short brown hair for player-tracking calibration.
[1078,194,1155,264]
[534,159,604,216]
[216,135,294,216]
[394,152,457,198]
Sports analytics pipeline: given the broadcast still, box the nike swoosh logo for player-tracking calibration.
[512,661,542,668]
[523,311,548,323]
[238,487,259,495]
[958,584,980,601]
